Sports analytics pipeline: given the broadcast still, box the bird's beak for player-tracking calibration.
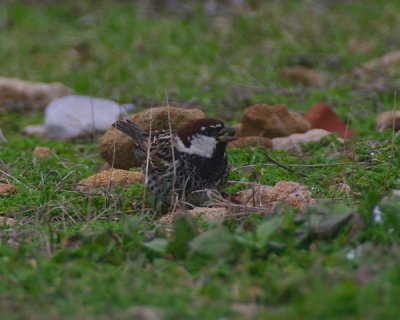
[217,126,238,142]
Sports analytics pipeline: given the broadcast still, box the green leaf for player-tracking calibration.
[143,238,168,255]
[297,203,354,244]
[189,228,233,258]
[256,216,284,246]
[168,213,197,259]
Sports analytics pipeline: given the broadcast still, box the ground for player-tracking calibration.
[1,1,400,319]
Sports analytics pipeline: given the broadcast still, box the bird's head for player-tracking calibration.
[176,118,237,158]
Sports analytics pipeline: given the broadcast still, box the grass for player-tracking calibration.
[1,1,400,319]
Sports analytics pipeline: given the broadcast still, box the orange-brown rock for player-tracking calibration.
[304,103,356,139]
[76,169,144,192]
[228,136,272,149]
[280,66,325,87]
[240,104,310,138]
[0,183,17,196]
[100,106,205,169]
[236,181,314,211]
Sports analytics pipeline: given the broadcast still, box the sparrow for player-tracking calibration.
[112,118,237,212]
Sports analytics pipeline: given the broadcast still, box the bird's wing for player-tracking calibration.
[148,131,178,172]
[112,120,177,168]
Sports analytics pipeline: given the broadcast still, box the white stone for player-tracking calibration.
[45,95,132,139]
[272,129,341,151]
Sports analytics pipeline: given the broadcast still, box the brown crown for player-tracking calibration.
[177,118,225,147]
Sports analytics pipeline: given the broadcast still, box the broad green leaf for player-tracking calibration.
[256,216,284,246]
[168,213,197,259]
[143,238,169,255]
[189,228,233,257]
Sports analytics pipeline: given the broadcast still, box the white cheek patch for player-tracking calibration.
[176,135,217,158]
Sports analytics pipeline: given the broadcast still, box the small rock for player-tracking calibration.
[354,50,400,76]
[100,106,205,169]
[272,129,340,152]
[330,182,351,194]
[77,169,144,192]
[159,207,229,224]
[376,110,400,132]
[228,136,272,149]
[232,303,259,319]
[0,183,17,196]
[280,65,325,87]
[124,307,162,320]
[21,125,47,138]
[45,95,128,140]
[33,146,53,159]
[189,207,228,220]
[347,38,375,54]
[304,103,356,138]
[0,216,16,226]
[236,181,314,211]
[0,77,72,112]
[240,104,310,138]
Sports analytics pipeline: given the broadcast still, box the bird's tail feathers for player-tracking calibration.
[112,119,147,145]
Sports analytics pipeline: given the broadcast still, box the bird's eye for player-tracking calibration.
[205,127,215,135]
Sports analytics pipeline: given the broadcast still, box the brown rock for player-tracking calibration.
[376,110,400,132]
[76,169,144,192]
[33,146,53,159]
[100,106,205,169]
[280,66,325,87]
[272,129,340,152]
[189,207,228,220]
[159,207,229,224]
[240,104,310,138]
[0,183,17,196]
[236,181,314,211]
[131,106,205,131]
[0,217,16,226]
[304,103,356,139]
[0,77,73,112]
[354,50,400,76]
[228,136,272,149]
